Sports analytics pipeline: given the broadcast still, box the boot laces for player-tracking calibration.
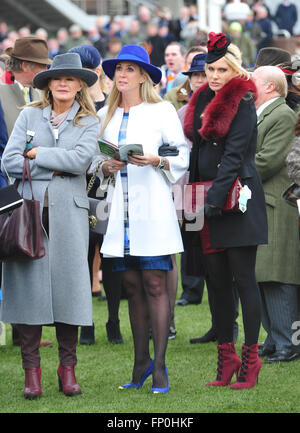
[237,349,249,382]
[216,349,225,380]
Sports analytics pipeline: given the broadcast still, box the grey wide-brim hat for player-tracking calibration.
[33,52,98,89]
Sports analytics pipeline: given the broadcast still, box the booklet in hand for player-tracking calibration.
[98,138,143,163]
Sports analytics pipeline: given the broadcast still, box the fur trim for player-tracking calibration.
[183,84,206,141]
[184,78,257,142]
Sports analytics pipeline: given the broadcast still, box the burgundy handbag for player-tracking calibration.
[185,177,242,215]
[0,157,46,261]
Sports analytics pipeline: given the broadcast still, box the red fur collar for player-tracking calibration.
[184,77,257,141]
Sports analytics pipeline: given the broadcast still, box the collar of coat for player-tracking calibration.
[184,76,257,141]
[257,96,286,126]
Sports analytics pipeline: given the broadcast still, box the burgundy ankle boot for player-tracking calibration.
[24,367,42,399]
[230,344,262,389]
[206,342,241,387]
[57,365,82,396]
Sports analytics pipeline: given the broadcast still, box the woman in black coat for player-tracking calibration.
[183,32,267,390]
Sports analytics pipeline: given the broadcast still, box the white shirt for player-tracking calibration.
[256,97,280,118]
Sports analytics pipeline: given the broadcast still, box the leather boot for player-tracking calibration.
[230,343,262,389]
[57,365,82,396]
[106,320,123,344]
[24,367,42,399]
[206,342,241,387]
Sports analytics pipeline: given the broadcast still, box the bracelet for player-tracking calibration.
[157,157,167,170]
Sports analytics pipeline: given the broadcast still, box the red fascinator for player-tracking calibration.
[206,32,231,64]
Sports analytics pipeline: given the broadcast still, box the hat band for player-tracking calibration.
[12,53,49,61]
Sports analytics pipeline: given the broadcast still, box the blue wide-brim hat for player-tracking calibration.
[102,45,162,85]
[33,52,98,89]
[182,53,207,75]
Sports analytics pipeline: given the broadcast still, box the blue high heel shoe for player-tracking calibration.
[151,366,169,394]
[119,359,153,390]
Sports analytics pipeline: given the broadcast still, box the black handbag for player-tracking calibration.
[0,157,46,261]
[282,182,300,208]
[87,160,112,235]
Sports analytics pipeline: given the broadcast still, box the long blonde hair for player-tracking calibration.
[29,79,99,125]
[100,67,162,136]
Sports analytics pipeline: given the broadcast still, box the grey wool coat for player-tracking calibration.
[1,101,100,326]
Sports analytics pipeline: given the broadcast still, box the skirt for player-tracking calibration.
[112,255,173,272]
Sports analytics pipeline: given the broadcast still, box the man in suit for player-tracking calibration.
[0,36,52,346]
[252,65,300,363]
[0,37,51,136]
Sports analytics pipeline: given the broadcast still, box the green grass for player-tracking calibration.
[1,274,300,414]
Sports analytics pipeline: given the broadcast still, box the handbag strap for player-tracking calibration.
[21,156,35,200]
[86,159,104,195]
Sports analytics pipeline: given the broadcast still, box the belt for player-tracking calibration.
[53,171,77,178]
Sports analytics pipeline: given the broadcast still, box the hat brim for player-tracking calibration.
[5,47,52,65]
[102,56,162,85]
[182,67,206,75]
[33,68,98,89]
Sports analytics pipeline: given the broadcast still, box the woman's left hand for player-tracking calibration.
[26,147,38,159]
[129,153,160,167]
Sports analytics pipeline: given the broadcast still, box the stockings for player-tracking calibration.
[205,246,261,347]
[122,268,170,388]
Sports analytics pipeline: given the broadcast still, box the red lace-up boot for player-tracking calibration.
[206,342,241,387]
[57,365,82,396]
[24,367,42,399]
[230,344,262,389]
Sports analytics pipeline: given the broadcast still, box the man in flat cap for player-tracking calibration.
[0,36,52,346]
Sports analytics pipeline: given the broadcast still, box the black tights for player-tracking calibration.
[122,269,169,388]
[204,246,261,346]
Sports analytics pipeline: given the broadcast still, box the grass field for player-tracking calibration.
[1,275,300,415]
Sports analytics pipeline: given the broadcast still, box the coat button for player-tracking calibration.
[217,163,220,168]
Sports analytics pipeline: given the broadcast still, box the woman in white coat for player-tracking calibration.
[98,45,189,394]
[1,53,99,399]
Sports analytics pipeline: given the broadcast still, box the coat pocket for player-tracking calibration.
[264,193,276,208]
[73,195,90,210]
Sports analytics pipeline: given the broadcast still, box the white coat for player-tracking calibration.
[97,101,189,257]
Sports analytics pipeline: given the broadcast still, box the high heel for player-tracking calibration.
[206,342,241,387]
[24,367,42,399]
[57,365,82,396]
[230,343,262,390]
[151,366,169,394]
[119,359,153,390]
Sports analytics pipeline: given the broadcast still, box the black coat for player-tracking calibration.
[183,77,268,249]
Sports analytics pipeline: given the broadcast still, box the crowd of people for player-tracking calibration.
[0,0,300,400]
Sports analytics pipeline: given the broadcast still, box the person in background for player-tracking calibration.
[274,0,298,36]
[228,21,256,68]
[184,32,267,389]
[97,45,189,394]
[164,46,207,111]
[160,42,186,97]
[252,65,300,363]
[255,5,273,51]
[0,52,99,399]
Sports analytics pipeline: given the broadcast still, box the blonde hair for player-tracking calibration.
[29,79,99,125]
[100,67,162,136]
[205,43,250,80]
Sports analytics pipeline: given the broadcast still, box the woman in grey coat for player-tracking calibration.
[1,53,99,399]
